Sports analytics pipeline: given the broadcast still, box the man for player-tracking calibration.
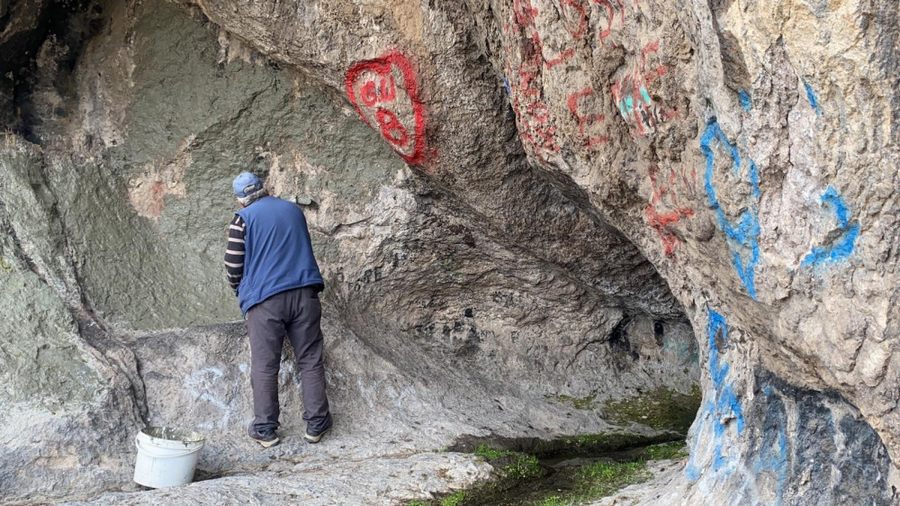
[225,171,332,448]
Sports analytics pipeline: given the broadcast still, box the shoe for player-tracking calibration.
[249,428,280,448]
[304,417,333,444]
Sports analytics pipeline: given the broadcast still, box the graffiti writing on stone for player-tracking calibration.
[611,40,673,138]
[686,308,745,480]
[505,0,560,158]
[750,385,789,504]
[184,367,237,430]
[802,186,860,268]
[594,0,627,45]
[803,81,822,116]
[738,90,752,112]
[567,87,609,148]
[541,0,586,68]
[701,119,761,300]
[345,51,427,165]
[644,164,697,256]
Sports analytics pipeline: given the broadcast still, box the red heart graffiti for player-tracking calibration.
[345,51,427,165]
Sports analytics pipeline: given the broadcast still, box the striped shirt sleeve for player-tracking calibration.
[225,215,245,293]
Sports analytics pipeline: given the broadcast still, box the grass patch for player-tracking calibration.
[602,386,701,432]
[641,441,689,460]
[576,460,649,498]
[440,491,467,506]
[406,440,689,506]
[474,444,541,480]
[523,441,687,506]
[474,444,510,460]
[406,444,543,505]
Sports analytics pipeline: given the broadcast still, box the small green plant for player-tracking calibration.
[535,495,565,506]
[473,444,541,480]
[578,460,649,498]
[504,453,541,480]
[407,501,430,506]
[440,491,467,506]
[474,444,510,460]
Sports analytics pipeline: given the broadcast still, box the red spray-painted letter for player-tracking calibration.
[346,52,427,165]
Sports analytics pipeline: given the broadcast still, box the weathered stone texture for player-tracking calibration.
[0,0,897,503]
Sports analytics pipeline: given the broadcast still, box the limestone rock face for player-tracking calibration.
[0,0,896,504]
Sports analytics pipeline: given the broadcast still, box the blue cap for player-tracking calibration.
[232,172,262,197]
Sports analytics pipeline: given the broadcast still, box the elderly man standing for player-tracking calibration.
[225,171,332,448]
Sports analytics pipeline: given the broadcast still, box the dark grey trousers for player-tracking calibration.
[246,287,330,433]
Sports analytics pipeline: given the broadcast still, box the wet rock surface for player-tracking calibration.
[0,0,897,504]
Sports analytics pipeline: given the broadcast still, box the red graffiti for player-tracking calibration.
[360,74,396,107]
[645,165,697,256]
[562,0,589,39]
[545,47,576,68]
[508,0,560,157]
[593,0,627,45]
[567,87,609,148]
[540,0,588,69]
[345,52,427,165]
[611,40,672,138]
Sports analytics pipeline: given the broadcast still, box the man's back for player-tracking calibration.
[227,173,332,448]
[236,196,323,314]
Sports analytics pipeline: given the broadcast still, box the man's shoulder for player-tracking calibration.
[262,195,292,206]
[244,196,303,218]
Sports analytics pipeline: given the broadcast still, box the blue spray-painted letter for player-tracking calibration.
[686,308,746,480]
[700,119,762,299]
[802,186,859,267]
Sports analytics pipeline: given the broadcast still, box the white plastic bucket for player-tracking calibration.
[133,427,205,488]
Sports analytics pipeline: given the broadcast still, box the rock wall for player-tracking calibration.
[184,0,900,501]
[0,0,896,503]
[1,0,697,503]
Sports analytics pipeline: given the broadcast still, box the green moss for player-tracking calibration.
[602,386,701,433]
[474,444,541,480]
[440,491,467,506]
[522,442,687,505]
[531,432,663,457]
[641,441,689,460]
[474,444,509,460]
[404,445,543,505]
[550,393,596,410]
[504,453,541,480]
[408,501,430,506]
[408,439,690,506]
[577,460,650,497]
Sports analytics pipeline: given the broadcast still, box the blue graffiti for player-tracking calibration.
[738,90,752,112]
[752,389,789,505]
[804,81,822,116]
[802,186,860,267]
[701,119,762,299]
[686,309,746,481]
